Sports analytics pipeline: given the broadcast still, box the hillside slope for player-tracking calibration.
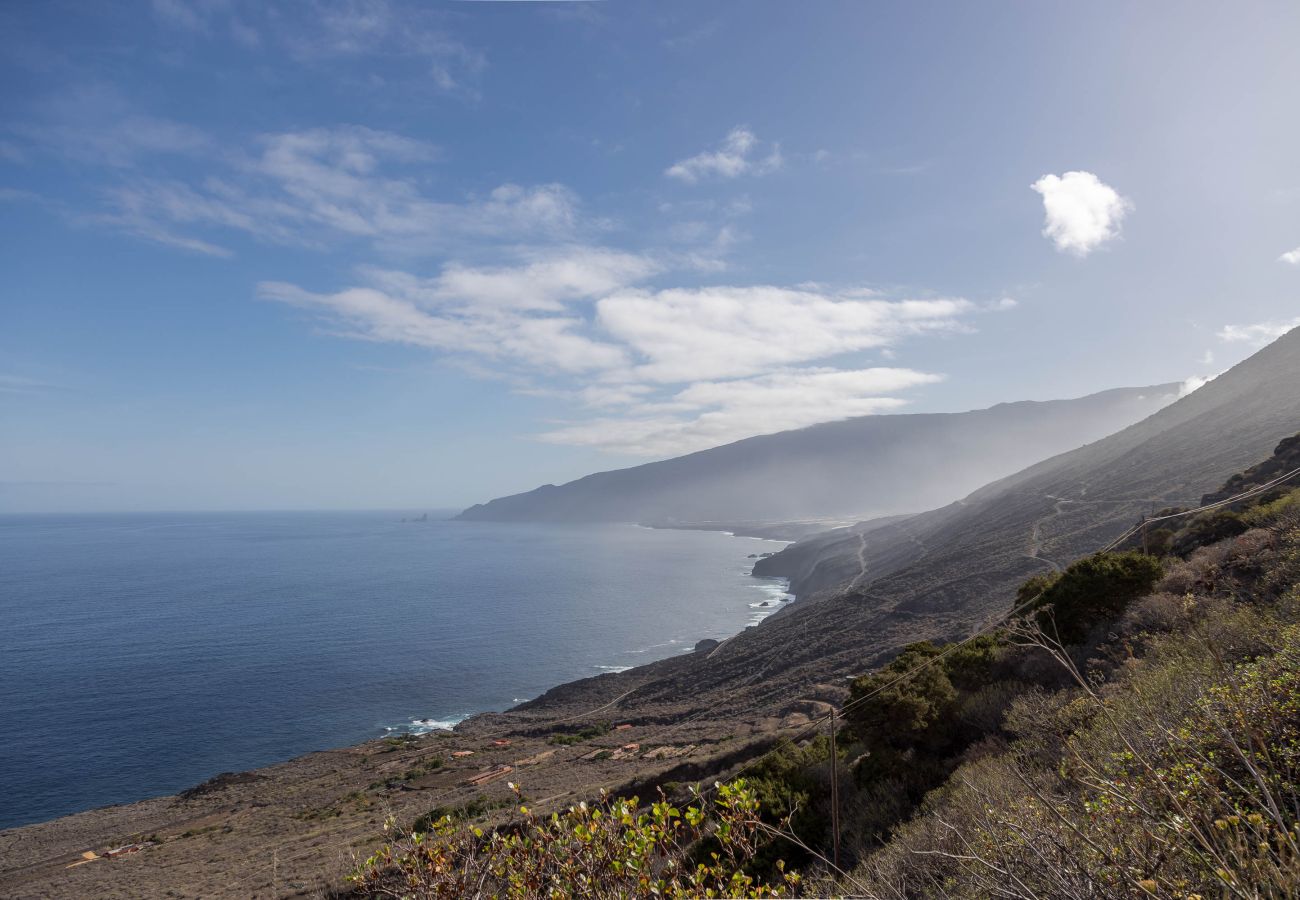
[7,337,1296,900]
[827,437,1300,896]
[519,327,1300,721]
[458,386,1178,526]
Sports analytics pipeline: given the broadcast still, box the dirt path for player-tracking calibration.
[1024,495,1070,572]
[848,530,870,589]
[1024,491,1183,572]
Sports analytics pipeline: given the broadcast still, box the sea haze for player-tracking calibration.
[0,511,791,830]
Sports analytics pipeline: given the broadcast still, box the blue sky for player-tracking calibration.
[2,1,1298,512]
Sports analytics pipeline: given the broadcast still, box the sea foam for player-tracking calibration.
[385,716,465,735]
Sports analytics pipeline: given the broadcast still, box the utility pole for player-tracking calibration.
[1141,514,1148,555]
[829,708,841,869]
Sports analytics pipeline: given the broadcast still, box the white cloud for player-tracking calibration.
[579,384,654,409]
[1031,170,1132,257]
[539,368,942,457]
[364,249,660,312]
[1280,246,1300,265]
[261,279,629,374]
[80,126,583,255]
[285,2,486,95]
[15,93,583,255]
[665,127,782,184]
[597,286,973,383]
[13,92,603,259]
[15,84,210,168]
[673,367,939,409]
[259,247,657,374]
[1178,372,1220,397]
[263,254,981,455]
[149,0,484,96]
[246,127,528,242]
[100,211,235,257]
[1216,317,1300,347]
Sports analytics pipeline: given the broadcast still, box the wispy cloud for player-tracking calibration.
[3,57,986,460]
[149,0,484,97]
[596,287,972,383]
[1177,372,1220,397]
[1031,170,1132,257]
[1217,317,1300,347]
[663,19,722,50]
[287,0,485,95]
[150,0,213,32]
[538,368,941,456]
[665,127,782,184]
[367,249,661,313]
[261,282,628,375]
[0,374,59,395]
[1280,245,1300,265]
[13,83,210,168]
[28,119,585,256]
[261,251,983,455]
[259,247,651,374]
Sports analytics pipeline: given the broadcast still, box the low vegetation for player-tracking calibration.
[548,723,611,746]
[348,436,1300,898]
[833,440,1300,897]
[380,735,421,753]
[349,781,801,898]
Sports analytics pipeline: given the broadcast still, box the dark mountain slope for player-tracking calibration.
[521,327,1300,722]
[458,386,1179,526]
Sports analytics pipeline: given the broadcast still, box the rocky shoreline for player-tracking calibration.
[0,634,830,899]
[0,525,818,898]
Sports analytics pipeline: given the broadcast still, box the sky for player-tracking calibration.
[1,0,1298,513]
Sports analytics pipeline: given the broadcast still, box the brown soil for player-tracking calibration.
[6,330,1297,899]
[0,647,831,899]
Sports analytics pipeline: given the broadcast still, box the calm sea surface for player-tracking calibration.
[0,512,790,830]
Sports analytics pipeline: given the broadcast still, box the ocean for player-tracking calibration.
[0,511,791,830]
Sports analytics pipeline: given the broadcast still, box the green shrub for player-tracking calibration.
[742,736,828,872]
[1242,487,1300,528]
[1020,551,1164,643]
[548,722,610,745]
[1172,509,1250,555]
[847,642,956,755]
[352,781,801,898]
[854,614,1300,898]
[411,794,494,834]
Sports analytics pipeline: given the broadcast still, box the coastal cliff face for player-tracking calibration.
[458,385,1180,527]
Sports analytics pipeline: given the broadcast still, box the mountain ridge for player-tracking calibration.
[7,334,1297,900]
[512,327,1300,721]
[459,384,1182,527]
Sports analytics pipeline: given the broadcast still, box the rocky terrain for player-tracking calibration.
[0,647,842,899]
[3,329,1298,899]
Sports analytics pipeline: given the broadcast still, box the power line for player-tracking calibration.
[1100,463,1300,553]
[695,461,1300,802]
